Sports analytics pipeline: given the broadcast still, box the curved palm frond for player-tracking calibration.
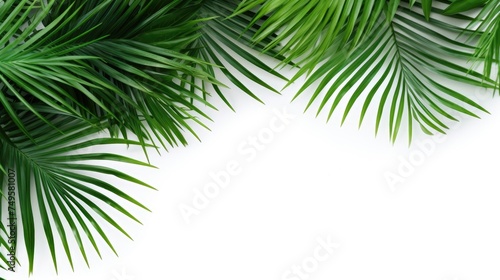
[189,0,287,110]
[1,112,155,274]
[0,0,83,138]
[444,0,500,90]
[1,0,499,276]
[1,0,223,156]
[234,0,387,74]
[286,2,496,143]
[443,0,488,14]
[40,0,221,152]
[1,1,207,274]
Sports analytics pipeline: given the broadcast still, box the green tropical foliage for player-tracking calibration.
[236,0,499,143]
[0,0,498,276]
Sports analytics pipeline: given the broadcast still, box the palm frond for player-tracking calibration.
[190,0,287,110]
[445,0,500,90]
[443,0,488,14]
[234,0,386,73]
[0,1,261,274]
[41,0,220,151]
[0,0,222,155]
[1,112,155,274]
[291,2,496,143]
[1,0,499,276]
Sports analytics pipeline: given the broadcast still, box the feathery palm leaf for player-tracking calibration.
[192,0,287,110]
[235,0,387,73]
[1,112,155,274]
[0,0,205,274]
[237,1,496,143]
[1,0,499,276]
[445,0,500,89]
[1,0,223,155]
[39,0,220,151]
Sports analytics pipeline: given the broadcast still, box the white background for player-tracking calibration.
[3,57,500,280]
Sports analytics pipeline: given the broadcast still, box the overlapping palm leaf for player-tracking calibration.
[1,112,155,274]
[294,2,497,143]
[237,0,498,142]
[39,0,221,151]
[0,0,207,274]
[192,0,287,110]
[446,0,500,90]
[1,0,500,276]
[235,0,388,75]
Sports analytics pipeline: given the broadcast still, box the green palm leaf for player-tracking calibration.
[1,0,499,276]
[0,1,227,274]
[235,0,386,73]
[39,0,220,151]
[1,113,155,274]
[286,2,496,143]
[0,0,225,155]
[190,0,287,110]
[445,0,500,90]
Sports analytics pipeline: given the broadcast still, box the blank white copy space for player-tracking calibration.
[8,90,500,280]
